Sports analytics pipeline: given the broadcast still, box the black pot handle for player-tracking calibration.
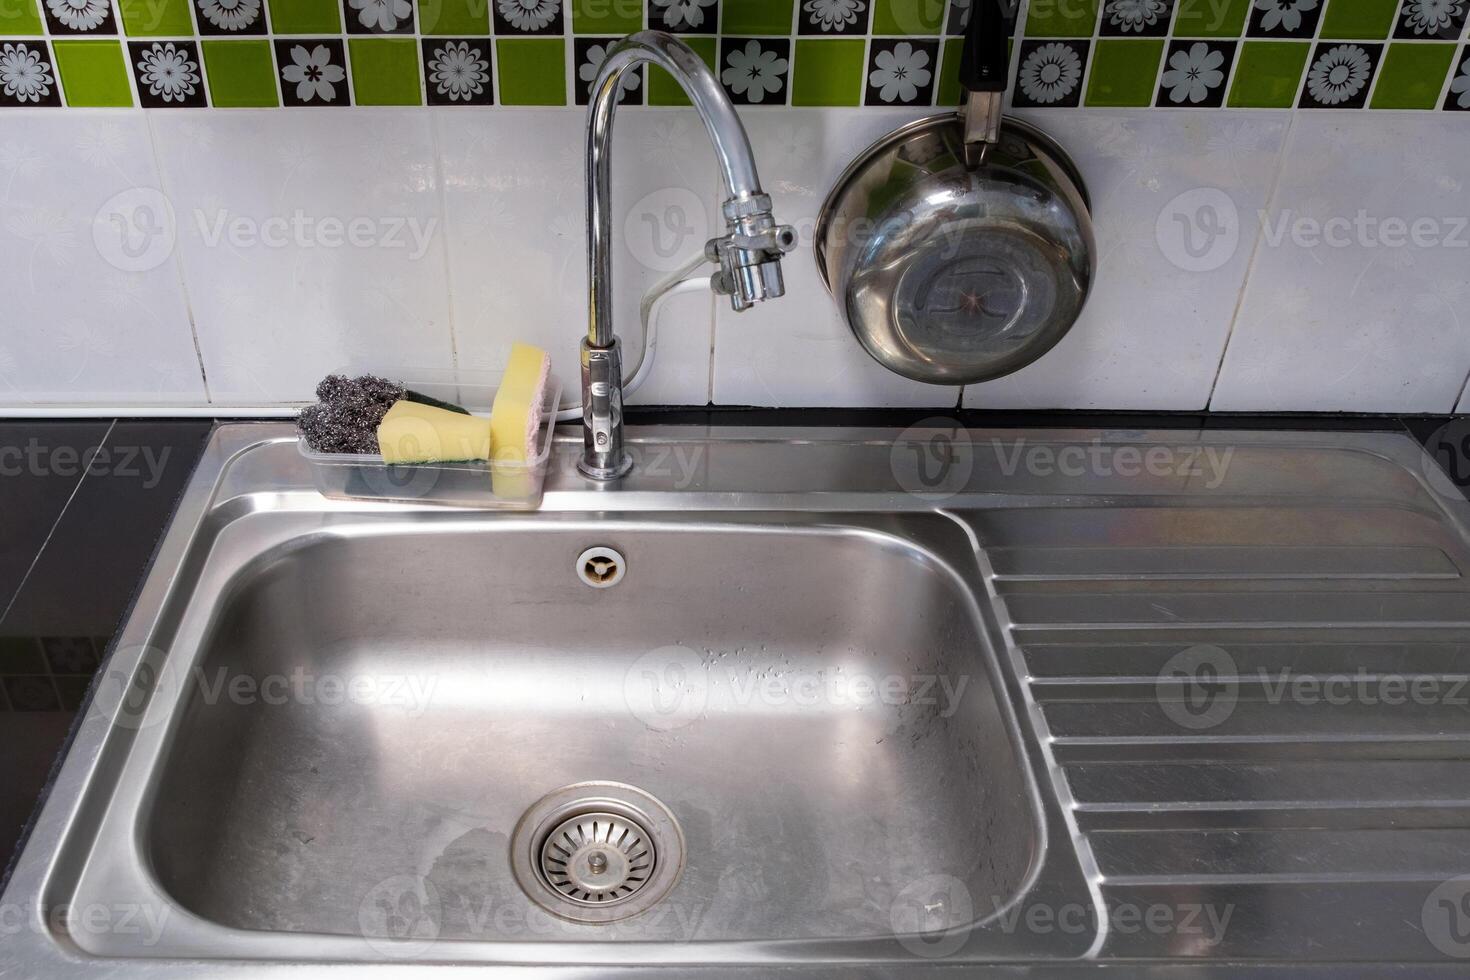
[958,0,1012,94]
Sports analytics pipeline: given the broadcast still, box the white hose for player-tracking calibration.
[555,252,714,421]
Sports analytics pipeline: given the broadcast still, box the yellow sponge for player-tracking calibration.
[377,401,491,464]
[490,342,552,496]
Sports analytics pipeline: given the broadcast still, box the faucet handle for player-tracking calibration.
[707,194,798,312]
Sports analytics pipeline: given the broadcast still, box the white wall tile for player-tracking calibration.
[1213,113,1470,414]
[149,109,455,405]
[711,109,960,408]
[436,107,717,409]
[963,110,1290,411]
[0,111,205,407]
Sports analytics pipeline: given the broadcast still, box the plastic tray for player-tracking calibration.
[297,371,563,509]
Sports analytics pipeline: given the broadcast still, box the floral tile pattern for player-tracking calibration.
[1444,45,1470,109]
[1156,38,1236,106]
[798,0,869,35]
[196,0,269,35]
[0,0,1462,109]
[574,36,642,105]
[43,0,119,34]
[0,40,62,106]
[130,40,207,106]
[494,0,564,35]
[344,0,415,34]
[1299,41,1381,108]
[864,38,937,105]
[274,37,350,104]
[1100,0,1175,36]
[423,37,493,104]
[1013,39,1089,107]
[720,37,789,104]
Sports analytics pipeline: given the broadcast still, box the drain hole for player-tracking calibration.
[577,547,625,588]
[538,811,655,907]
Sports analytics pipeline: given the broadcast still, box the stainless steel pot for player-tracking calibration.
[814,0,1096,385]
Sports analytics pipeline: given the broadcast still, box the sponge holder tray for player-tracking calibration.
[297,371,563,510]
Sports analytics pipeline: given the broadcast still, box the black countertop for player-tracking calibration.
[2,410,1468,887]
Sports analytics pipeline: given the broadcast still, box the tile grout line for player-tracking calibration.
[0,419,117,628]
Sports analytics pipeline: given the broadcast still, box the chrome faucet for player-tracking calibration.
[579,31,797,481]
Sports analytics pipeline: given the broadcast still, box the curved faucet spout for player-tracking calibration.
[579,31,796,481]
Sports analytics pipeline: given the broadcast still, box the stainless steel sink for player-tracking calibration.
[9,421,1470,976]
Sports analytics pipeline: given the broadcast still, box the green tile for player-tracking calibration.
[571,0,644,34]
[117,0,193,35]
[420,0,490,33]
[872,0,945,35]
[649,35,714,104]
[1227,41,1309,107]
[790,38,864,105]
[0,0,44,35]
[1320,0,1398,39]
[1085,38,1164,106]
[52,41,133,107]
[722,0,794,34]
[1371,42,1457,109]
[202,40,278,107]
[496,38,566,105]
[1171,0,1251,37]
[349,38,422,105]
[1024,0,1099,37]
[267,0,341,33]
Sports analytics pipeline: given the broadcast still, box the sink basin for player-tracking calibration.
[146,517,1037,944]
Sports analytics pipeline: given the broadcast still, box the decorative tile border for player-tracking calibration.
[0,0,1465,108]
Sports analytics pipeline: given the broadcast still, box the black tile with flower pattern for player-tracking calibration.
[343,0,415,34]
[1298,41,1381,109]
[1396,0,1470,40]
[422,37,495,105]
[864,38,939,106]
[493,0,565,34]
[1099,0,1175,36]
[274,38,351,105]
[0,41,62,107]
[574,37,644,105]
[797,0,870,35]
[1247,0,1323,37]
[1011,38,1089,108]
[1444,44,1470,111]
[1155,38,1236,107]
[194,0,269,35]
[41,0,117,33]
[128,40,208,108]
[718,36,790,105]
[647,0,717,33]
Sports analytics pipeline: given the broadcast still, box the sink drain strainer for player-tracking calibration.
[511,781,684,923]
